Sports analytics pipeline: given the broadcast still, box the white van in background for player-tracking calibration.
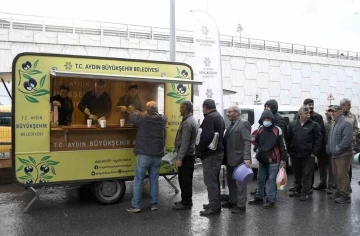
[224,104,300,175]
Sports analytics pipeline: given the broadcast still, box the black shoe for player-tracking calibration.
[330,192,342,199]
[200,209,221,216]
[231,206,246,213]
[221,202,236,208]
[250,189,258,196]
[263,201,274,208]
[203,204,209,209]
[248,197,263,205]
[334,196,351,204]
[289,192,301,197]
[313,183,327,190]
[172,203,192,210]
[300,194,310,201]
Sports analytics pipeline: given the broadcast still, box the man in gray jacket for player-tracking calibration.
[222,105,251,213]
[326,105,353,204]
[173,101,198,210]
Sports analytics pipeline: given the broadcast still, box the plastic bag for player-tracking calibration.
[276,167,287,190]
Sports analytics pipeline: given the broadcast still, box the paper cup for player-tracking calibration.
[120,119,125,127]
[87,119,92,127]
[100,120,106,128]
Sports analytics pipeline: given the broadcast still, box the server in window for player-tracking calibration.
[116,84,143,123]
[78,80,112,124]
[52,84,73,125]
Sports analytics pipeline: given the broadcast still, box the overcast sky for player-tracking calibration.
[1,0,360,52]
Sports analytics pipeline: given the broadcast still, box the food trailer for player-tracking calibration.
[11,53,201,212]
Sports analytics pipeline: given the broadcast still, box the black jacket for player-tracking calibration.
[310,111,326,150]
[263,99,288,141]
[287,119,323,158]
[51,94,73,125]
[197,109,225,159]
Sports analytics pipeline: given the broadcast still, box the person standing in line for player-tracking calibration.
[172,101,198,210]
[222,105,251,213]
[323,106,335,194]
[126,101,167,213]
[248,110,288,208]
[326,105,353,203]
[287,106,322,201]
[302,99,326,191]
[340,98,359,192]
[196,99,225,216]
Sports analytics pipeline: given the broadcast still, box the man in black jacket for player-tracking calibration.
[287,106,323,201]
[197,99,225,216]
[303,98,327,190]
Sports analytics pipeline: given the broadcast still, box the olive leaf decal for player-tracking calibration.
[17,156,60,184]
[17,60,50,103]
[166,67,191,104]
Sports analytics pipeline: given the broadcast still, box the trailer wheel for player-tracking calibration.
[93,180,126,204]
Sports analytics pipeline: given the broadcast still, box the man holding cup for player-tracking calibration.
[116,84,143,124]
[78,80,112,125]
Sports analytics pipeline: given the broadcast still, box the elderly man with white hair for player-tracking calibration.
[340,98,359,192]
[222,105,251,213]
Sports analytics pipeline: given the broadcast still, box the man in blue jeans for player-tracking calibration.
[126,101,167,213]
[248,110,288,208]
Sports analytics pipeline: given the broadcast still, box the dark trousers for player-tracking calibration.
[314,152,334,186]
[201,152,223,211]
[178,155,195,205]
[291,156,315,195]
[226,164,247,207]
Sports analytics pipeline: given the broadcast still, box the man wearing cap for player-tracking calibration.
[126,101,167,213]
[340,98,359,191]
[303,98,327,191]
[116,84,143,124]
[326,105,353,203]
[172,101,198,210]
[52,84,73,125]
[78,80,112,124]
[287,106,322,201]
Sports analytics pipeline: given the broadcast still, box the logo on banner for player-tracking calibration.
[201,26,209,35]
[206,89,213,98]
[204,57,211,67]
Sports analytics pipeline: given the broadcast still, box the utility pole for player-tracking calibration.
[169,0,176,62]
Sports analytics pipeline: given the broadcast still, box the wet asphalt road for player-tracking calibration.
[1,164,360,236]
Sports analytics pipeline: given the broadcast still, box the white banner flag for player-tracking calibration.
[192,10,224,117]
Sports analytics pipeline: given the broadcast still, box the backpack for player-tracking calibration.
[255,126,281,165]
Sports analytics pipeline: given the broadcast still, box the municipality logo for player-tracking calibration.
[201,26,209,36]
[206,89,213,99]
[64,62,72,70]
[204,57,211,67]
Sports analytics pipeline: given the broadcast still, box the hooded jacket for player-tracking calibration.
[263,99,288,141]
[254,110,288,165]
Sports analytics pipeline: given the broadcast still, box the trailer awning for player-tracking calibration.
[50,70,203,85]
[0,72,11,83]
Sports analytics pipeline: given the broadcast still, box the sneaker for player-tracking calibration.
[329,192,342,199]
[150,204,158,211]
[334,196,351,204]
[248,197,264,205]
[289,192,301,197]
[126,206,141,213]
[300,194,310,201]
[263,201,274,208]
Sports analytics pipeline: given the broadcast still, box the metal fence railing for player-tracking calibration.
[0,12,359,61]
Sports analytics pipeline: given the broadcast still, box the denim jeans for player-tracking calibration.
[131,154,162,208]
[256,164,279,203]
